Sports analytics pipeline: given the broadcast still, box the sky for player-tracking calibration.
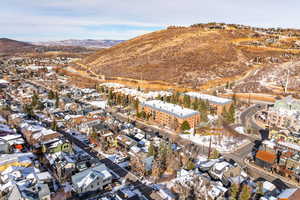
[1,0,300,42]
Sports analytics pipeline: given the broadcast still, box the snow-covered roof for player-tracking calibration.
[0,134,22,141]
[142,100,199,119]
[214,161,230,171]
[0,124,15,133]
[263,181,276,192]
[278,141,300,152]
[0,79,9,84]
[100,82,124,88]
[36,172,52,181]
[278,188,298,199]
[72,164,112,189]
[134,133,144,140]
[185,92,232,105]
[130,145,141,153]
[87,101,107,109]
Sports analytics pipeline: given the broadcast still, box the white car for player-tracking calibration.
[89,143,97,148]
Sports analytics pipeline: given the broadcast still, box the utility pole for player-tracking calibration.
[285,69,290,94]
[208,136,212,158]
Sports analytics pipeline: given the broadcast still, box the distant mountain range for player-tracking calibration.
[32,39,124,49]
[0,38,37,55]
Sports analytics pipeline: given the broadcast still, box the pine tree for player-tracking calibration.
[230,183,239,200]
[192,98,199,110]
[256,182,264,197]
[31,92,39,107]
[227,104,236,123]
[51,119,58,131]
[183,95,191,108]
[239,185,251,200]
[134,99,139,114]
[181,121,191,131]
[24,104,35,119]
[185,159,195,170]
[209,149,220,159]
[48,90,55,99]
[148,142,156,157]
[226,81,229,89]
[55,92,59,108]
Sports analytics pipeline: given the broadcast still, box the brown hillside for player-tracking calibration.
[81,24,300,89]
[0,38,36,54]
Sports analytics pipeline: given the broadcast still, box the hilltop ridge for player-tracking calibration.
[80,23,300,91]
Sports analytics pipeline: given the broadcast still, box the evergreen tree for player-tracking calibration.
[51,119,58,131]
[90,129,98,140]
[256,182,264,197]
[226,81,230,89]
[230,183,239,200]
[48,90,55,99]
[55,92,59,108]
[232,93,237,105]
[192,98,199,110]
[223,104,235,123]
[181,121,191,131]
[156,94,162,100]
[183,95,191,108]
[24,104,35,119]
[209,149,220,159]
[31,92,39,107]
[140,111,147,119]
[148,142,156,157]
[37,101,45,111]
[108,90,114,101]
[239,185,251,200]
[213,90,217,96]
[134,99,140,114]
[185,159,195,170]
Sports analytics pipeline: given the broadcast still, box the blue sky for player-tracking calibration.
[1,0,300,42]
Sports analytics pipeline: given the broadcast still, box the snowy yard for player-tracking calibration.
[180,133,250,153]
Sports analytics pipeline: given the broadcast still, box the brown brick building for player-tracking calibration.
[141,100,200,130]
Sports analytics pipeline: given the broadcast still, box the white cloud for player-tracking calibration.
[1,0,300,41]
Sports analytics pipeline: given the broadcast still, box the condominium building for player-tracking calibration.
[142,100,200,130]
[184,92,232,115]
[267,96,300,131]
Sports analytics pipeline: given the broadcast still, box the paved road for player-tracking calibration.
[240,104,265,131]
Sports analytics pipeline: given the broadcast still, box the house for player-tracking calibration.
[222,165,247,186]
[277,188,300,200]
[130,152,154,177]
[0,153,35,172]
[20,123,61,150]
[22,183,51,200]
[157,186,176,200]
[41,139,72,154]
[0,134,26,151]
[142,100,200,130]
[255,150,277,169]
[115,187,140,200]
[45,151,76,182]
[209,161,233,181]
[117,135,138,149]
[71,164,112,194]
[0,140,11,153]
